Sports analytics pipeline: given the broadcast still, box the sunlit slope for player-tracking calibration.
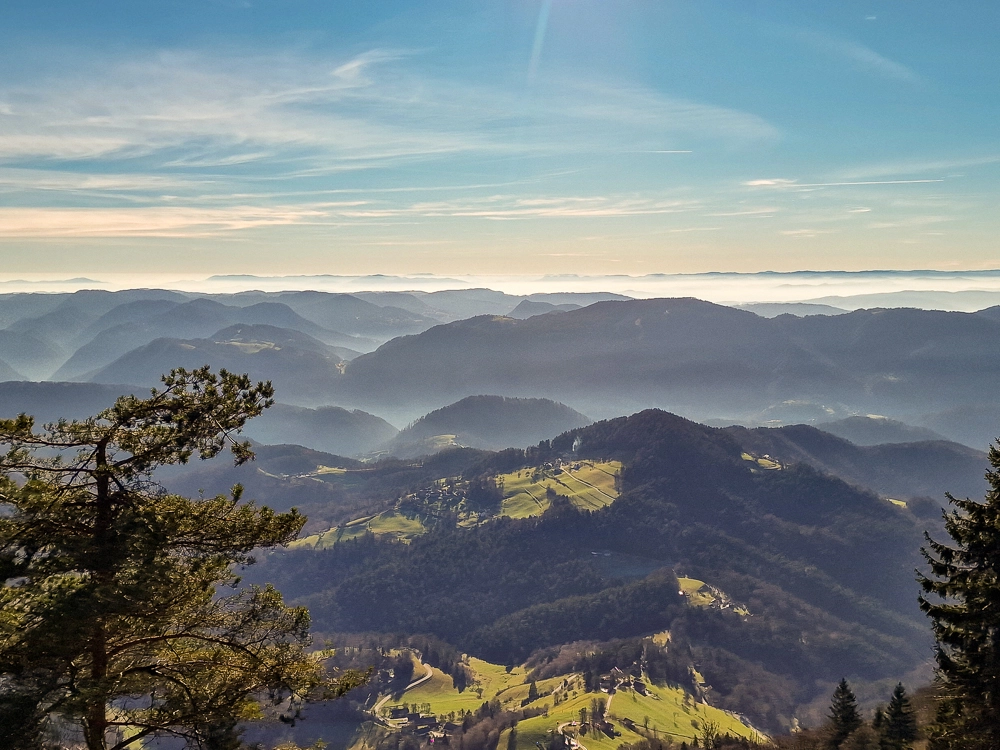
[392,657,760,748]
[290,460,622,549]
[290,512,426,549]
[514,682,762,749]
[500,461,621,518]
[398,658,528,715]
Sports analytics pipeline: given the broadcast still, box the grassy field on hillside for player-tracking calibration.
[740,452,782,470]
[290,511,426,549]
[677,577,716,607]
[399,659,530,715]
[394,654,762,749]
[292,460,622,549]
[514,681,761,749]
[500,461,621,518]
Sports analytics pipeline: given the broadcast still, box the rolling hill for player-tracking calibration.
[0,330,58,380]
[53,299,367,380]
[384,395,592,456]
[266,291,437,340]
[242,403,399,457]
[0,381,144,422]
[87,324,345,403]
[506,299,581,319]
[816,415,948,446]
[724,423,988,502]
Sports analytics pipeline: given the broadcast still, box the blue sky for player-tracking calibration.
[1,1,998,277]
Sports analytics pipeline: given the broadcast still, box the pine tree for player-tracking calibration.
[918,442,1000,750]
[0,368,365,750]
[828,679,862,749]
[879,683,917,750]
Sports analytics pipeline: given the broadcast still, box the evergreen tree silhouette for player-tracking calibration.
[879,683,917,750]
[828,678,862,749]
[919,441,1000,749]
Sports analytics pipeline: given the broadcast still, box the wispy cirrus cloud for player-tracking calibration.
[0,47,774,171]
[337,194,702,220]
[0,44,778,245]
[0,205,339,237]
[0,48,492,169]
[792,29,920,83]
[834,155,1000,180]
[744,178,944,189]
[0,193,706,238]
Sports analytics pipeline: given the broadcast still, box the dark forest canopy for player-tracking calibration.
[249,409,934,733]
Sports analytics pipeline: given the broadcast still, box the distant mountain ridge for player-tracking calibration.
[0,381,145,422]
[88,324,345,403]
[334,298,1000,429]
[53,299,367,380]
[8,289,1000,449]
[816,415,947,445]
[725,422,988,502]
[0,288,449,381]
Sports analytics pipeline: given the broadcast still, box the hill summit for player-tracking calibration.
[384,395,592,456]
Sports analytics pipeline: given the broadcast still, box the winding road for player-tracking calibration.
[557,690,615,750]
[372,657,435,716]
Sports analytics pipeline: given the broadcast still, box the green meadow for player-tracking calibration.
[386,655,763,749]
[499,461,622,518]
[290,511,426,549]
[396,659,530,716]
[291,460,622,549]
[677,576,716,607]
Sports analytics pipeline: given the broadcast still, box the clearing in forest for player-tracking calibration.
[500,460,622,518]
[292,460,622,549]
[396,653,763,749]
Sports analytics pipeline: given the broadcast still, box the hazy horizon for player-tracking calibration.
[7,269,1000,312]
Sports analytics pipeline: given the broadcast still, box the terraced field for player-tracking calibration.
[290,511,426,549]
[500,461,622,518]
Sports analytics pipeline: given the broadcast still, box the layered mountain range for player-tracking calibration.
[5,289,1000,448]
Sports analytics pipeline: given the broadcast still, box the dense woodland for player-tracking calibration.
[244,409,936,734]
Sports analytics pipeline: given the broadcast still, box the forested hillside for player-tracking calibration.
[248,410,933,734]
[385,395,591,456]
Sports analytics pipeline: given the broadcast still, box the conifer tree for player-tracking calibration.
[878,683,917,750]
[827,679,862,749]
[919,442,1000,750]
[0,368,364,750]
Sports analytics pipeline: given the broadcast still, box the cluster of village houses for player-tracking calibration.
[378,665,663,746]
[385,706,459,743]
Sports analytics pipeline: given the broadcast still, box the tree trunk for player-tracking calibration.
[85,439,113,750]
[83,626,109,749]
